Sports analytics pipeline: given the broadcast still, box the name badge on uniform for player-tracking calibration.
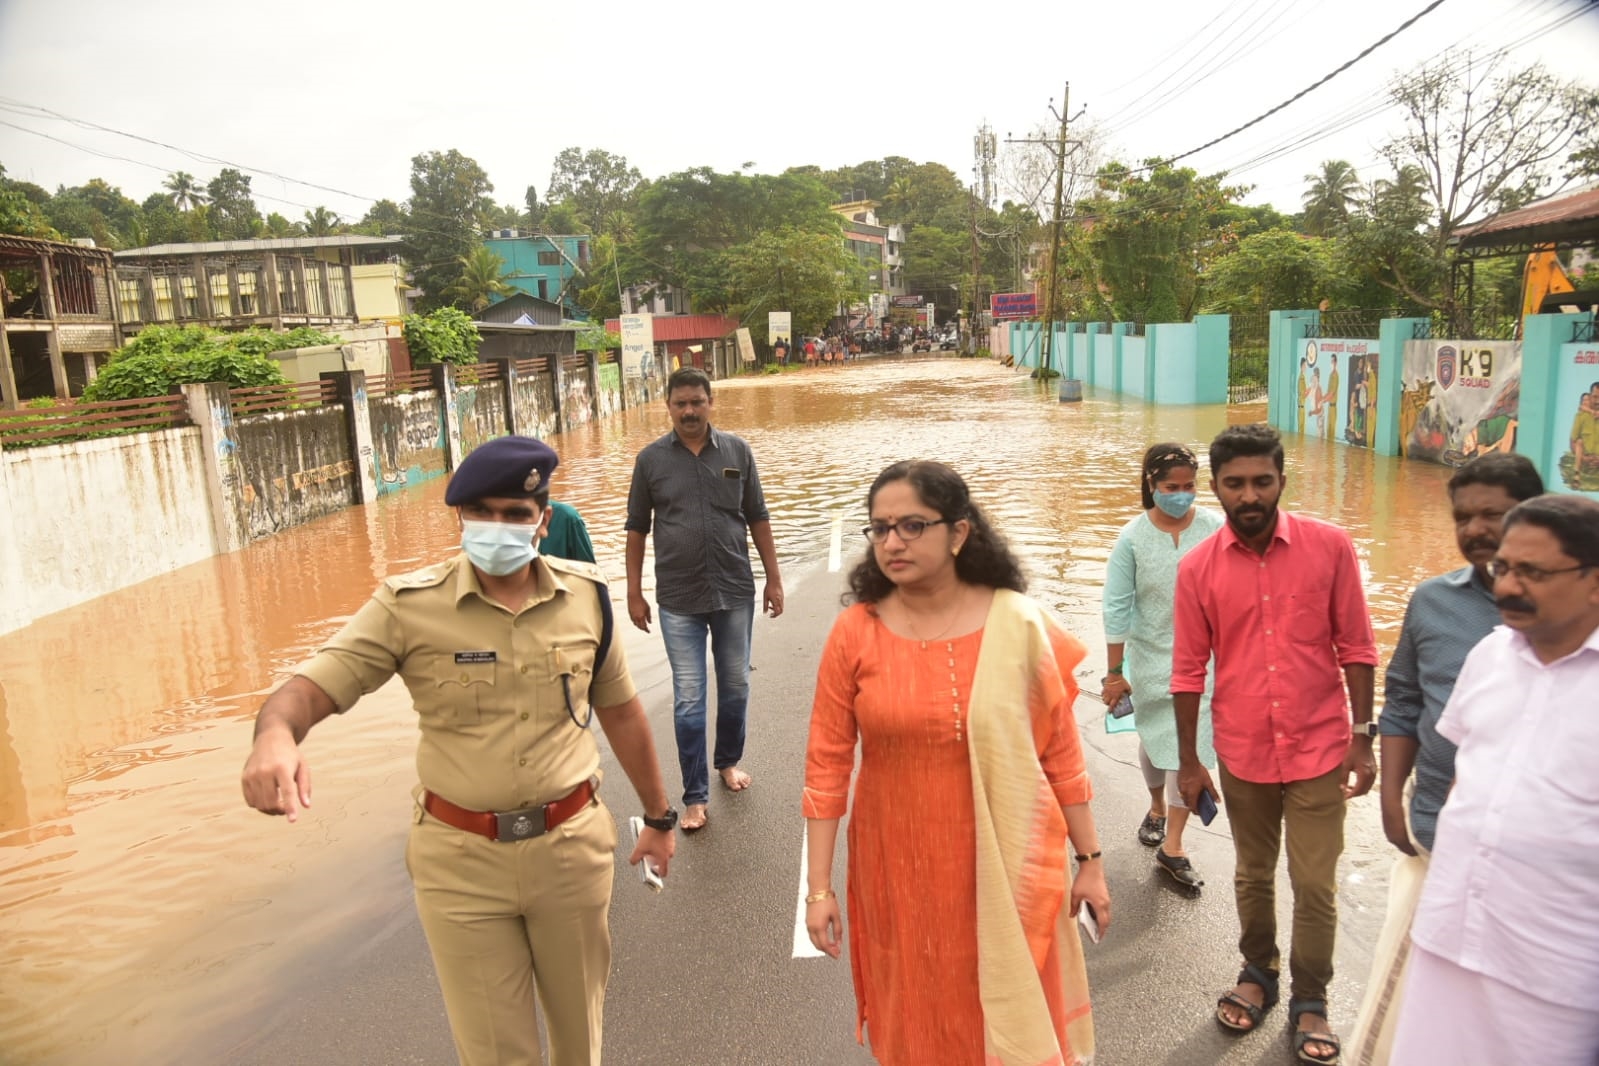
[455,651,497,664]
[722,468,740,479]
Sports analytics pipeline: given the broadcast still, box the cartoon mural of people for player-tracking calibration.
[1323,354,1339,440]
[1560,381,1599,491]
[1298,343,1316,435]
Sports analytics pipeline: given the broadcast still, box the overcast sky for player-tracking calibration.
[1,0,1595,227]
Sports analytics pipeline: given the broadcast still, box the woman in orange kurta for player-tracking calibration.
[803,460,1111,1066]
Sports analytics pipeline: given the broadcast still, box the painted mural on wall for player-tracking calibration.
[1399,339,1521,466]
[1297,339,1381,447]
[371,390,446,496]
[1552,342,1599,495]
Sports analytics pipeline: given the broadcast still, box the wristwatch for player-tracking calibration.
[1356,721,1379,738]
[641,807,678,832]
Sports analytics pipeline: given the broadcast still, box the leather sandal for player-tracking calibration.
[1289,998,1341,1064]
[1216,963,1279,1033]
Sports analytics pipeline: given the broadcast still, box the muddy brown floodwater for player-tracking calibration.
[0,358,1461,1063]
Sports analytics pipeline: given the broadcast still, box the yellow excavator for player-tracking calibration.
[1521,245,1592,326]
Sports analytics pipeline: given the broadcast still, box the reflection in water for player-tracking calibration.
[0,360,1458,1062]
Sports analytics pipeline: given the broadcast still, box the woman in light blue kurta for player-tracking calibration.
[1101,443,1221,890]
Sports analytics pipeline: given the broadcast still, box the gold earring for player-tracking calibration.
[952,546,961,557]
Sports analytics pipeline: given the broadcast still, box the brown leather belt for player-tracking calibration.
[422,778,597,842]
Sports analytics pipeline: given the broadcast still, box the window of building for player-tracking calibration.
[537,279,548,300]
[661,290,676,314]
[577,241,589,266]
[538,251,562,266]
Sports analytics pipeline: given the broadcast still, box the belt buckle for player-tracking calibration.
[494,805,548,842]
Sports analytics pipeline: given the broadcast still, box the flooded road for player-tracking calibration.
[0,358,1460,1063]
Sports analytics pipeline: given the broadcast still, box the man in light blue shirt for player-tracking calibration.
[1379,453,1544,853]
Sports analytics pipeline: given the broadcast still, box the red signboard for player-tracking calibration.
[991,292,1037,319]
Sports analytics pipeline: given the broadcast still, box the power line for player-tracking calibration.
[1156,0,1452,168]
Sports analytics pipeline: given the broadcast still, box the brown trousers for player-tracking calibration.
[1218,763,1346,1001]
[406,798,617,1066]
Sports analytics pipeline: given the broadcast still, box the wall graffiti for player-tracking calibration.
[1399,339,1521,466]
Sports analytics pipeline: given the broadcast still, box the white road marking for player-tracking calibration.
[792,831,825,958]
[828,514,843,573]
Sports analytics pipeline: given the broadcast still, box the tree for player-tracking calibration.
[83,325,289,401]
[302,206,341,236]
[1380,52,1594,309]
[630,168,841,311]
[163,172,206,212]
[354,198,406,237]
[574,234,624,322]
[206,168,261,240]
[401,149,495,310]
[0,166,58,239]
[1202,228,1341,315]
[546,147,643,239]
[724,227,865,341]
[263,212,302,238]
[1300,160,1361,236]
[44,179,141,247]
[524,184,547,230]
[447,246,515,311]
[1075,161,1246,322]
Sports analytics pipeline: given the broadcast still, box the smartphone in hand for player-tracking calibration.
[1077,903,1102,944]
[628,816,664,892]
[1196,788,1219,826]
[1109,692,1135,719]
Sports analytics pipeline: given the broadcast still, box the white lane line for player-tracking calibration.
[828,514,843,572]
[792,831,824,958]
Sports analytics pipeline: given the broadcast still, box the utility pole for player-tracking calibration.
[969,186,981,347]
[1039,82,1070,382]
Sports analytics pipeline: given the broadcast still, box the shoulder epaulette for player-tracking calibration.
[383,561,453,594]
[543,555,607,586]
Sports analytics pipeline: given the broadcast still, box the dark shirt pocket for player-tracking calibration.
[547,644,596,714]
[430,657,494,725]
[1290,584,1333,646]
[710,472,745,513]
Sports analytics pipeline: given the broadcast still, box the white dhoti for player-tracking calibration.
[1390,945,1599,1066]
[1346,852,1428,1065]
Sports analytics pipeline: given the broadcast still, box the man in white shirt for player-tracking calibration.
[1391,494,1599,1066]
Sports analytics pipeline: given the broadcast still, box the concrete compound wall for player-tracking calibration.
[598,362,623,419]
[233,406,356,540]
[0,428,215,624]
[0,354,664,635]
[371,390,447,496]
[1004,315,1229,404]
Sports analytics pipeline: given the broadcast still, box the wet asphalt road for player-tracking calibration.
[205,560,1386,1066]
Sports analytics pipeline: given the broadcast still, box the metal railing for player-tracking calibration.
[367,367,438,397]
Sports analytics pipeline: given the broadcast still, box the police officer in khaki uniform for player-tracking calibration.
[242,435,677,1066]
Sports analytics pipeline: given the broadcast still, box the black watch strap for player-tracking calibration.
[641,807,678,832]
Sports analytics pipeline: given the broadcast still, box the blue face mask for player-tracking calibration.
[1152,490,1196,519]
[461,519,539,576]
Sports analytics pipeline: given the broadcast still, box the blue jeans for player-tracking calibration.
[658,602,754,807]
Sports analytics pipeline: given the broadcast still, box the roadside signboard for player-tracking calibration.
[991,292,1037,320]
[620,313,653,378]
[736,327,756,364]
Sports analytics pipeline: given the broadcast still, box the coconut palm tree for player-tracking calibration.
[1300,160,1361,236]
[164,171,206,213]
[303,206,341,236]
[447,246,516,311]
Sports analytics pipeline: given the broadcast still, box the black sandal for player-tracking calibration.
[1216,963,1279,1033]
[1289,999,1341,1064]
[1137,812,1167,846]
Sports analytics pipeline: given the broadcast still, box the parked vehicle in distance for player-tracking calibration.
[911,336,932,353]
[938,331,958,351]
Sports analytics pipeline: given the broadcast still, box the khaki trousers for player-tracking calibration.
[407,798,617,1066]
[1218,763,1346,1001]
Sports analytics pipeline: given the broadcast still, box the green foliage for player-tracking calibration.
[206,168,262,240]
[403,307,481,366]
[447,246,515,312]
[353,198,406,237]
[1077,161,1247,322]
[1202,229,1341,316]
[724,226,865,340]
[546,147,643,239]
[228,326,342,356]
[575,320,621,352]
[402,150,495,311]
[84,327,288,401]
[1300,161,1362,237]
[574,234,624,321]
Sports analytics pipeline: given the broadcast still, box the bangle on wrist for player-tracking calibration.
[1107,663,1123,675]
[1074,851,1102,864]
[805,889,835,904]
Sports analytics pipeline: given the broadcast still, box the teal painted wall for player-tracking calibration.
[1122,335,1148,397]
[484,234,590,317]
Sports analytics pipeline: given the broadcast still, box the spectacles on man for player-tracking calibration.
[1486,559,1592,584]
[862,517,948,543]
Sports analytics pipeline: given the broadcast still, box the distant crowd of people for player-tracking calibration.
[772,324,949,367]
[240,376,1599,1066]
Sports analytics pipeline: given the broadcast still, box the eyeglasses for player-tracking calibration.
[1486,559,1592,584]
[862,518,948,543]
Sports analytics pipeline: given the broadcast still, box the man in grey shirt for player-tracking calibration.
[625,367,784,831]
[1348,451,1543,1059]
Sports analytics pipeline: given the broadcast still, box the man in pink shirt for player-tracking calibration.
[1173,423,1377,1065]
